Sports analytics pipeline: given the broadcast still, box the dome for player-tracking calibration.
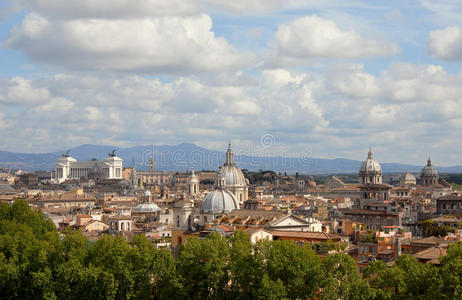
[421,158,438,176]
[133,203,160,213]
[360,149,382,173]
[218,165,246,187]
[216,142,247,187]
[143,190,152,197]
[200,188,239,214]
[402,172,416,181]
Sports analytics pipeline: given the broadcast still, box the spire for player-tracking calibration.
[427,156,432,166]
[368,147,373,159]
[225,141,234,165]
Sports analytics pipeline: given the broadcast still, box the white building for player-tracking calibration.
[54,150,123,183]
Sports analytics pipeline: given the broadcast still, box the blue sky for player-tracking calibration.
[1,0,462,166]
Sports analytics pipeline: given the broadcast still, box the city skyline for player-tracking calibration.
[1,1,462,165]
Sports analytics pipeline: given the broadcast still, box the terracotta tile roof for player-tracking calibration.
[438,194,462,201]
[413,246,448,263]
[411,236,453,245]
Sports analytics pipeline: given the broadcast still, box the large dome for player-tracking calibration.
[421,158,438,176]
[200,188,239,214]
[401,172,416,181]
[218,165,246,187]
[359,148,383,184]
[360,150,382,173]
[133,203,160,213]
[217,142,247,187]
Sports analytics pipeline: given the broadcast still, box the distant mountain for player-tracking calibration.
[1,143,462,174]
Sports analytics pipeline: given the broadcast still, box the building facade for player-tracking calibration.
[55,151,123,183]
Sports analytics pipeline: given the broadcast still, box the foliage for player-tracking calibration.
[244,170,277,185]
[421,219,456,237]
[0,201,179,300]
[4,201,462,299]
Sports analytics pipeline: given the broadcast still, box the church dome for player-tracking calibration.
[133,203,160,213]
[200,188,239,214]
[360,149,382,173]
[217,142,247,187]
[421,158,438,176]
[401,172,416,181]
[359,148,383,184]
[218,165,246,187]
[143,190,152,197]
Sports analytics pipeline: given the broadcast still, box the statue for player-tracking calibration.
[108,149,116,157]
[62,150,70,157]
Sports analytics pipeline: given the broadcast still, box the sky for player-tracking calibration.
[1,0,462,166]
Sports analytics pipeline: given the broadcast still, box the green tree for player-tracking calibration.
[440,242,462,298]
[266,240,323,299]
[177,232,230,299]
[321,253,371,300]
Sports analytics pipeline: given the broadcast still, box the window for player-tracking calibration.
[176,216,180,227]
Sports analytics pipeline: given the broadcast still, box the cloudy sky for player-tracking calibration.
[1,0,462,166]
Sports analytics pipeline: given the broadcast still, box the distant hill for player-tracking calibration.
[1,143,462,174]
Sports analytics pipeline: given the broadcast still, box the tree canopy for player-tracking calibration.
[1,200,462,299]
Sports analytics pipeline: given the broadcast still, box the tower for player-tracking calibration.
[189,169,200,196]
[149,144,154,172]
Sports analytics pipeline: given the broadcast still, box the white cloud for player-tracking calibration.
[428,26,462,61]
[15,0,198,19]
[34,97,75,113]
[270,15,400,64]
[203,0,285,13]
[3,13,254,73]
[0,77,51,105]
[0,112,10,129]
[2,61,462,164]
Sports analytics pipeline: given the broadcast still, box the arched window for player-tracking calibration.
[177,216,180,227]
[121,222,125,231]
